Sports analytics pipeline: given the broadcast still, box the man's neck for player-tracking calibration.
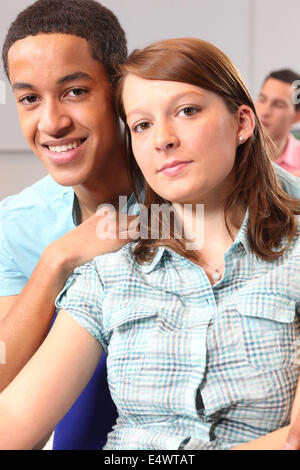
[73,144,133,223]
[74,182,132,224]
[273,135,289,159]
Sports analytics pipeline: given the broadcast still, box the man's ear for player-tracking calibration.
[293,108,300,124]
[235,105,256,146]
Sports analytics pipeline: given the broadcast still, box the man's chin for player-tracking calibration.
[47,170,86,188]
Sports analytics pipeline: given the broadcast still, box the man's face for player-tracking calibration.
[8,33,121,187]
[256,78,298,143]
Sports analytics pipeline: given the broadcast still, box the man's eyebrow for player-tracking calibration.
[273,98,288,105]
[12,82,33,91]
[57,71,92,84]
[12,72,92,91]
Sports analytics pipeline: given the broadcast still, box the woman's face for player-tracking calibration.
[123,75,245,207]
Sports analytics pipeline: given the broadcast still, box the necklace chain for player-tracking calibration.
[201,260,224,281]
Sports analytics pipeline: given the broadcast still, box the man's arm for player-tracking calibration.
[0,309,102,450]
[0,253,69,391]
[0,296,18,323]
[0,212,137,391]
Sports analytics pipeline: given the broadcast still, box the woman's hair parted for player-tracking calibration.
[116,37,300,264]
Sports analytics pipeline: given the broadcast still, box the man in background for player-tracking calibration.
[256,68,300,177]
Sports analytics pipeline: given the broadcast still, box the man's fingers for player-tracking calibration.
[95,212,140,241]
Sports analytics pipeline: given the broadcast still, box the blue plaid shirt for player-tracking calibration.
[56,213,300,450]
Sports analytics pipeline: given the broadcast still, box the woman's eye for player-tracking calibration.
[178,106,199,117]
[133,122,151,133]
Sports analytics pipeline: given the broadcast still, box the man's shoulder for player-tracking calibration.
[273,162,300,198]
[0,175,74,219]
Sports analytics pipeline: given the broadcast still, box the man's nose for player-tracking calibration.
[257,101,271,118]
[37,100,73,136]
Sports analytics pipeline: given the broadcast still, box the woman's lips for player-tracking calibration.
[159,161,193,177]
[43,138,87,164]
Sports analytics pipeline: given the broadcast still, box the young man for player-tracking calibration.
[0,0,133,450]
[1,0,300,451]
[256,69,300,177]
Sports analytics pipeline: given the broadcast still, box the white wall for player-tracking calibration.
[253,0,300,98]
[1,0,300,200]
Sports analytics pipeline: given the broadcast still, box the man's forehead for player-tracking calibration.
[8,33,106,86]
[261,78,294,102]
[8,33,96,69]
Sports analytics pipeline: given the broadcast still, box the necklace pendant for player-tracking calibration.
[212,271,221,281]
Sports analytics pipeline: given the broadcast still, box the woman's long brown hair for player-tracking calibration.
[116,38,300,264]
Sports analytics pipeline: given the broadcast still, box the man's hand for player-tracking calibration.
[43,209,140,280]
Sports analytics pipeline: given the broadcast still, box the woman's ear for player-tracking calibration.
[236,105,256,146]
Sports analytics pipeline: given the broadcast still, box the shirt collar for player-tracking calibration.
[276,133,300,168]
[139,209,251,273]
[230,208,251,255]
[138,245,168,273]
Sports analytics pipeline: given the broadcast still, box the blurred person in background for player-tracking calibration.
[256,69,300,177]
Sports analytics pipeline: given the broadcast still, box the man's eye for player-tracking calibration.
[67,88,88,98]
[178,106,199,117]
[257,96,266,103]
[133,122,151,133]
[19,95,38,105]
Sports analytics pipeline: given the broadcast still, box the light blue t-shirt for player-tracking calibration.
[0,174,136,296]
[0,173,137,450]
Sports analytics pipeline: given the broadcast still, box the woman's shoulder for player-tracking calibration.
[92,243,139,275]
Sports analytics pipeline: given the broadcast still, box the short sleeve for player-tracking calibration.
[274,163,300,198]
[55,260,108,350]
[0,221,28,296]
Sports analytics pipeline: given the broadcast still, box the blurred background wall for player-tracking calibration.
[1,0,299,200]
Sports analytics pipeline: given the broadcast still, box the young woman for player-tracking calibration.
[0,38,299,450]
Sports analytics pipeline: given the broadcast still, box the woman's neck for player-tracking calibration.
[175,200,246,279]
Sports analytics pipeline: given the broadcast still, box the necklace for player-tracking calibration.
[201,260,224,281]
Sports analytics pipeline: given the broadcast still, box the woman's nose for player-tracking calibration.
[154,123,180,152]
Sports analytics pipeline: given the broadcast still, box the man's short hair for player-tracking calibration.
[2,0,127,87]
[264,68,300,110]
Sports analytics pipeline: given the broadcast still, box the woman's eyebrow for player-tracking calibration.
[126,90,206,119]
